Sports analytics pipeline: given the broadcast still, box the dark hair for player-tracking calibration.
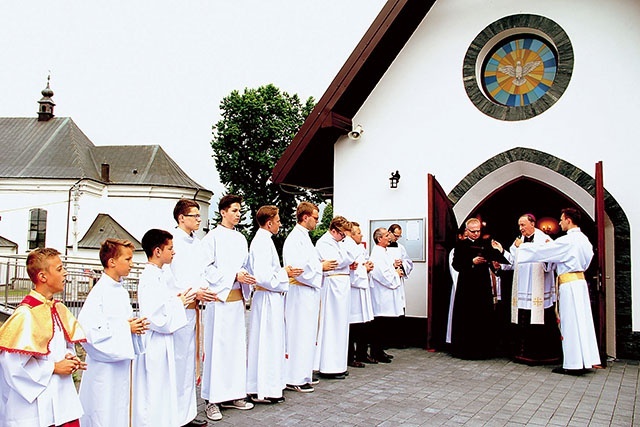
[561,207,582,226]
[388,223,402,234]
[141,229,173,258]
[173,199,200,222]
[256,205,279,227]
[219,194,243,212]
[99,239,135,268]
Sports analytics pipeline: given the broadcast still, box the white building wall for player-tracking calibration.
[0,179,211,260]
[333,0,640,326]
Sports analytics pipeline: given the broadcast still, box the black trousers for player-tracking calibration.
[348,321,371,361]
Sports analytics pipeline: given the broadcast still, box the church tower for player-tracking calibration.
[37,75,55,121]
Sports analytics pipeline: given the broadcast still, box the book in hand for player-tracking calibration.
[469,242,510,265]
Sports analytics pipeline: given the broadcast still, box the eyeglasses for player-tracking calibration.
[184,214,201,219]
[467,229,481,233]
[311,216,319,220]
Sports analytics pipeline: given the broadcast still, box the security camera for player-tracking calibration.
[348,124,363,140]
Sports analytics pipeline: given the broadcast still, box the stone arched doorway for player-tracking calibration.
[447,147,635,359]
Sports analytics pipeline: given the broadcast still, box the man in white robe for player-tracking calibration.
[78,239,149,427]
[368,228,402,363]
[500,214,561,365]
[283,202,335,392]
[169,199,214,426]
[0,248,86,427]
[512,208,601,375]
[246,206,302,403]
[133,229,195,427]
[200,195,255,421]
[386,224,414,351]
[347,222,375,366]
[315,216,359,378]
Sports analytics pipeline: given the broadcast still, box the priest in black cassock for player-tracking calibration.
[450,218,506,360]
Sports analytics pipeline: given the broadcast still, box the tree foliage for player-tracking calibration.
[211,84,324,247]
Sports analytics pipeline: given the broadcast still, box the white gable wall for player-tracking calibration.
[333,0,640,328]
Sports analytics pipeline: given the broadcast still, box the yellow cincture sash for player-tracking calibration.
[558,271,585,285]
[225,288,243,302]
[0,290,85,355]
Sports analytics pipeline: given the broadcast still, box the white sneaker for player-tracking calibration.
[220,399,254,410]
[205,402,222,421]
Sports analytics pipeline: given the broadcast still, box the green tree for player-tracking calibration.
[211,84,324,248]
[310,203,332,244]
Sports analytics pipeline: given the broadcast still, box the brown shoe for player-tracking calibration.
[348,360,366,368]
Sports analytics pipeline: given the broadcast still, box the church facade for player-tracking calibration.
[0,79,212,263]
[274,0,640,358]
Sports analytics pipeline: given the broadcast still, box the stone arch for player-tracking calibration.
[448,146,637,358]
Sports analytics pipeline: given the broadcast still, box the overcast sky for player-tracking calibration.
[0,1,386,200]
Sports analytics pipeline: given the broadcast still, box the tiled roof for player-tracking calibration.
[76,213,142,250]
[0,236,18,248]
[0,117,207,190]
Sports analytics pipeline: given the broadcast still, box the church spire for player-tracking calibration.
[37,74,55,122]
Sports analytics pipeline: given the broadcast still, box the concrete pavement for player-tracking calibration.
[197,348,638,426]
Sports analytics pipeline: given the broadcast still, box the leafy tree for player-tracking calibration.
[211,84,324,248]
[310,203,332,244]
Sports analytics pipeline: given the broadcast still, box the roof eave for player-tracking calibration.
[272,0,436,191]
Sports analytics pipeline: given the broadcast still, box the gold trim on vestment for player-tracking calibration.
[225,288,243,302]
[289,278,304,286]
[0,290,85,355]
[558,272,585,285]
[186,301,198,309]
[326,273,350,277]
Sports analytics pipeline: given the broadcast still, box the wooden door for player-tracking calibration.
[427,174,458,351]
[594,161,607,366]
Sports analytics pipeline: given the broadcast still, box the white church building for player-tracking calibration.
[0,79,212,263]
[274,0,639,359]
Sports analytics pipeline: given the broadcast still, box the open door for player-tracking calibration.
[427,174,458,351]
[594,161,607,367]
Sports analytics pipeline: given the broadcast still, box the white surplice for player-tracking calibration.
[246,228,289,399]
[314,232,359,374]
[200,225,250,403]
[369,245,403,317]
[282,224,323,386]
[169,227,208,424]
[78,273,137,427]
[0,295,84,427]
[445,248,458,344]
[133,263,188,427]
[349,244,374,324]
[516,227,600,369]
[387,242,413,310]
[502,228,556,311]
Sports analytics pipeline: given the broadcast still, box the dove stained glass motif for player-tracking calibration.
[482,36,557,107]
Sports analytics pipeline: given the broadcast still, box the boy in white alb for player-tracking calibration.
[134,229,197,426]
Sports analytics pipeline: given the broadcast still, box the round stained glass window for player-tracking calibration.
[462,14,573,121]
[482,36,557,107]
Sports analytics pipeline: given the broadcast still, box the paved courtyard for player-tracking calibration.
[198,348,639,426]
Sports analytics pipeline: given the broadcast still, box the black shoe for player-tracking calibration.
[552,367,586,376]
[348,360,365,368]
[383,351,394,359]
[360,355,378,364]
[249,394,285,404]
[373,354,392,363]
[318,372,346,380]
[182,418,208,427]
